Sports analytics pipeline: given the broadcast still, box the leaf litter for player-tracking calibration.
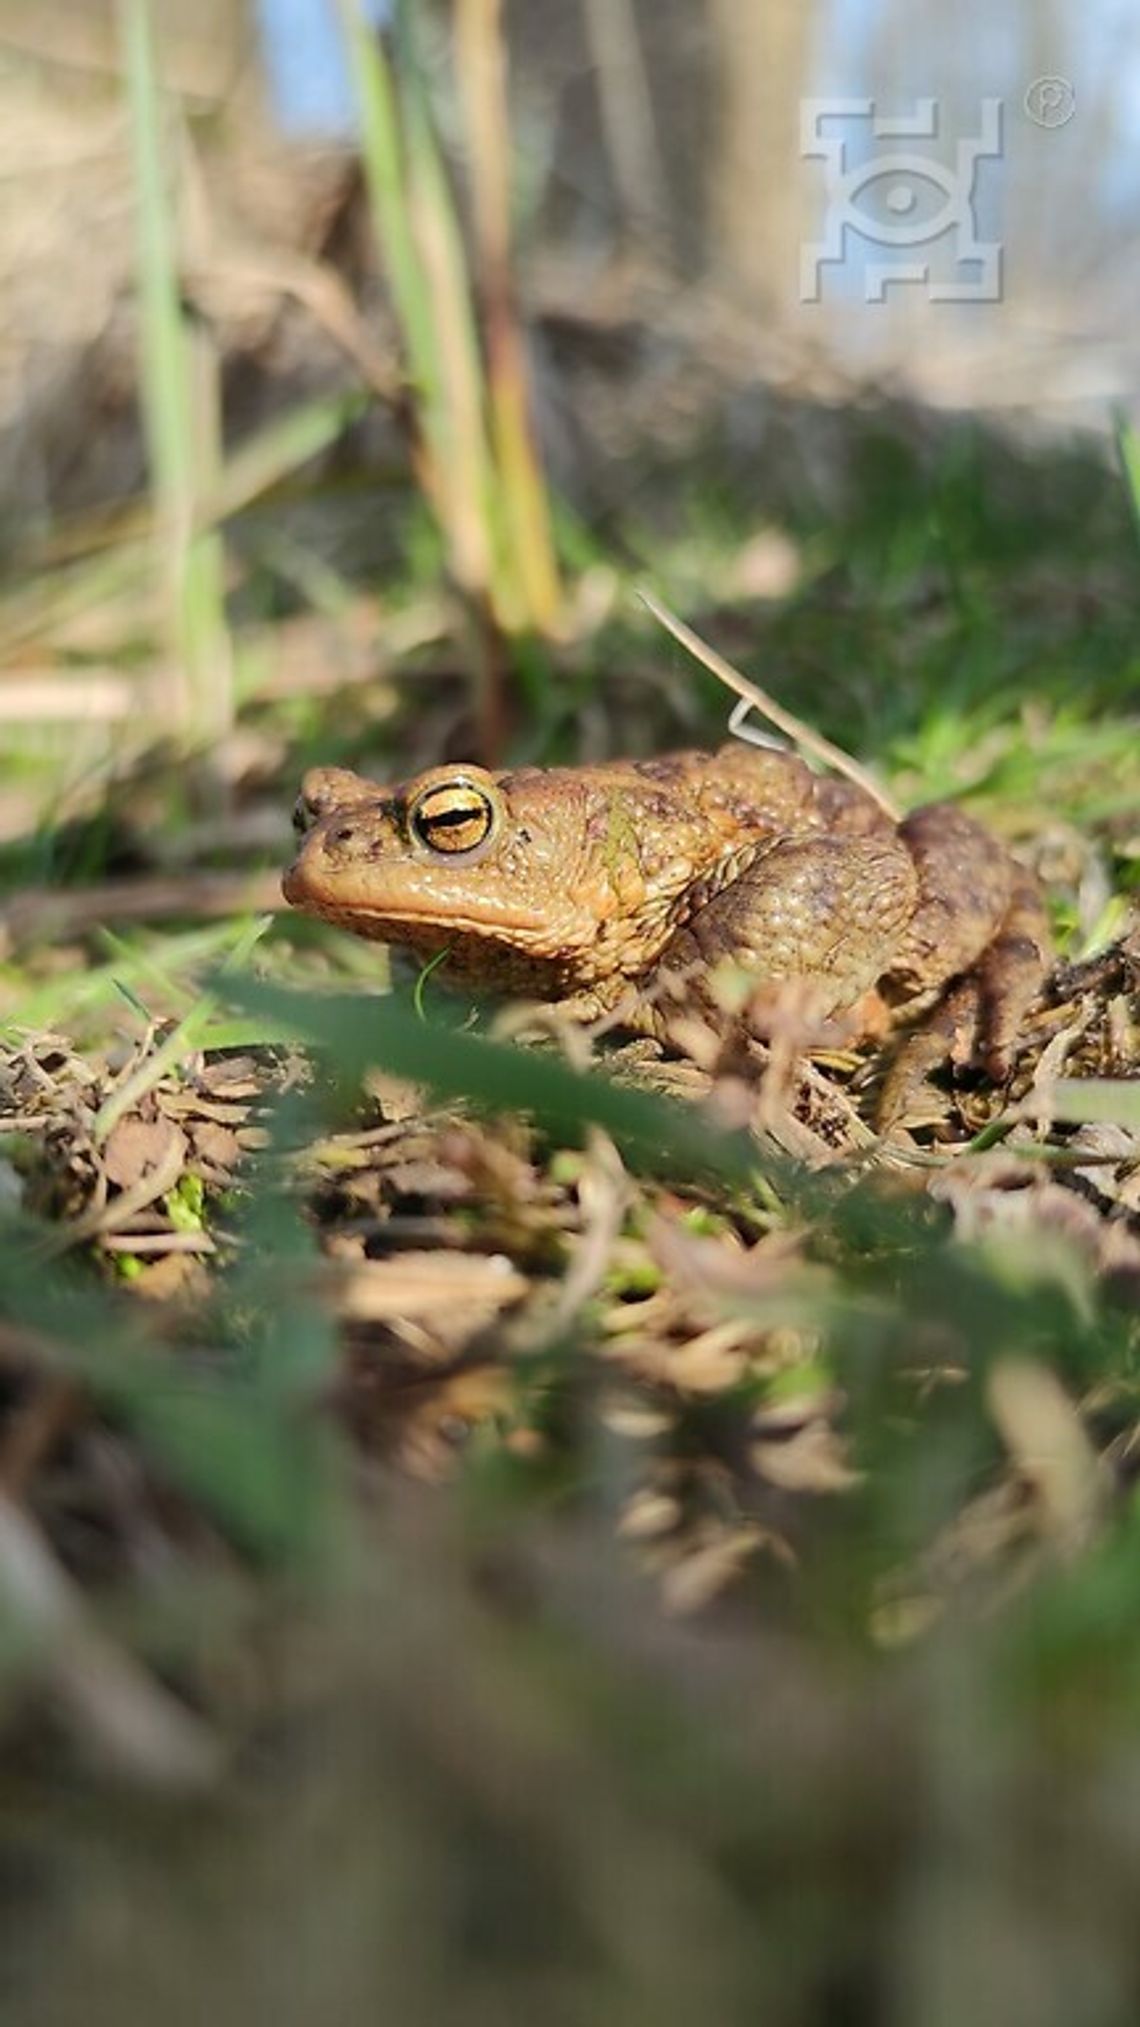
[0,898,1135,1746]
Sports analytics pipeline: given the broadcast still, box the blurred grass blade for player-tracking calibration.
[0,1218,342,1565]
[399,57,499,611]
[217,975,767,1190]
[334,0,455,556]
[454,0,563,634]
[209,389,372,526]
[581,0,668,242]
[336,0,563,756]
[396,34,510,754]
[3,922,245,1033]
[1048,1080,1140,1129]
[0,391,367,663]
[335,0,440,413]
[0,543,153,663]
[338,0,510,755]
[1114,406,1140,555]
[119,0,232,739]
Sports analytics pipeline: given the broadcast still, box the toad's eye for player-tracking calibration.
[407,779,498,856]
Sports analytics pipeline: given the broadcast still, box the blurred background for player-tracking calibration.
[0,0,1136,819]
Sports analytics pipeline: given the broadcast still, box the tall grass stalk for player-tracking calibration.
[1115,407,1140,553]
[399,50,500,611]
[119,0,232,742]
[336,0,489,580]
[337,0,499,753]
[337,0,562,755]
[454,0,562,635]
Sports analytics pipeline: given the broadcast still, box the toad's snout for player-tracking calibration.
[282,811,379,908]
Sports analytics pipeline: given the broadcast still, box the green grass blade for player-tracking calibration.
[0,392,368,666]
[400,74,499,604]
[335,0,439,408]
[1049,1080,1140,1129]
[1114,405,1140,555]
[119,0,231,738]
[216,975,766,1190]
[455,0,562,632]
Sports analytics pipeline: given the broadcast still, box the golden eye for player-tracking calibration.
[407,779,498,856]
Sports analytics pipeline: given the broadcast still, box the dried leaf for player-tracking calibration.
[752,1419,861,1495]
[103,1114,188,1190]
[334,1252,529,1326]
[987,1357,1108,1554]
[661,1525,763,1614]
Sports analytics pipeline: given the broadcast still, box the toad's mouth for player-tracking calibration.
[281,858,550,943]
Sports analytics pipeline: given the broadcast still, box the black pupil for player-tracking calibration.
[415,794,489,852]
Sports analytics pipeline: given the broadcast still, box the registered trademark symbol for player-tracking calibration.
[1024,76,1076,128]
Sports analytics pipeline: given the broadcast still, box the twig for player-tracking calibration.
[99,1231,216,1254]
[0,870,281,959]
[638,589,900,821]
[0,673,136,722]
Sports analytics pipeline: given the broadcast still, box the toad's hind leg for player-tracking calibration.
[889,805,1016,993]
[970,865,1053,1075]
[879,806,1051,1122]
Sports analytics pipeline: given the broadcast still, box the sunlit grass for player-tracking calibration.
[119,0,232,742]
[1115,405,1140,547]
[1,921,258,1036]
[337,0,561,754]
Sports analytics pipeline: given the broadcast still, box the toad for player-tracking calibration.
[282,745,1049,1087]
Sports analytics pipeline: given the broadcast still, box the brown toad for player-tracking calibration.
[282,745,1049,1083]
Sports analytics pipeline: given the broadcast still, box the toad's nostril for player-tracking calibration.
[331,824,356,846]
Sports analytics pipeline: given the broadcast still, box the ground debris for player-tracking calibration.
[0,927,1137,1629]
[0,1029,279,1258]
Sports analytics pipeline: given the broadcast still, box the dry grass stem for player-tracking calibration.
[639,590,901,821]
